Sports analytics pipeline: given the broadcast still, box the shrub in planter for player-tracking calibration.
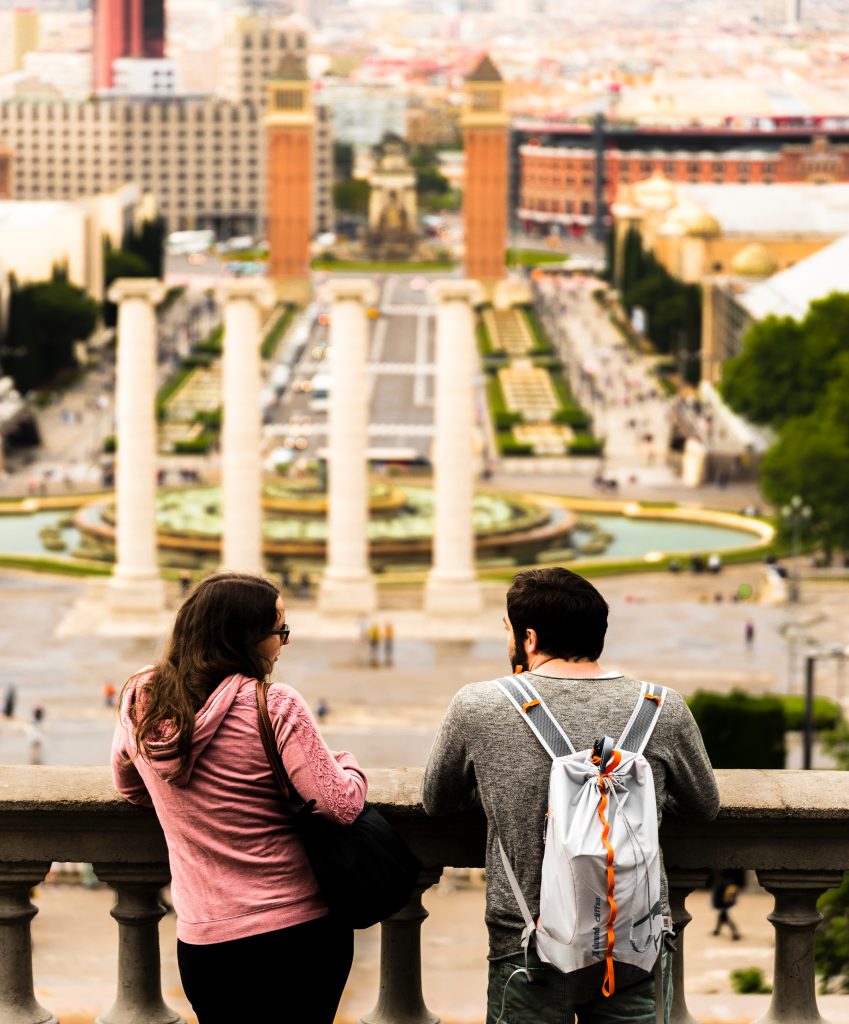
[687,689,786,768]
[568,435,605,456]
[554,406,593,430]
[494,410,523,429]
[499,440,534,457]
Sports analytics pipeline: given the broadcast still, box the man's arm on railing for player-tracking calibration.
[421,687,479,816]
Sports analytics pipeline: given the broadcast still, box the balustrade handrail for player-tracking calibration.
[0,767,847,1024]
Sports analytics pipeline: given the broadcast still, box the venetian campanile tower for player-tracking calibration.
[462,54,509,293]
[265,54,314,304]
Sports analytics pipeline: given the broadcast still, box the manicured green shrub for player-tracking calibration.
[554,406,593,430]
[687,690,786,768]
[731,968,771,994]
[568,435,605,456]
[499,440,534,457]
[494,410,523,429]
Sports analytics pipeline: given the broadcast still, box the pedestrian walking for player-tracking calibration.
[368,623,381,668]
[382,622,394,668]
[103,684,117,708]
[316,698,330,723]
[179,570,192,598]
[744,620,755,647]
[112,571,365,1023]
[298,572,311,600]
[711,871,743,940]
[3,685,16,719]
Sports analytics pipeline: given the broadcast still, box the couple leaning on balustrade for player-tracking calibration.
[112,566,720,1024]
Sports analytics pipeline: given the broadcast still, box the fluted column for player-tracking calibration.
[753,870,843,1024]
[219,280,275,573]
[360,867,443,1024]
[0,862,57,1024]
[108,278,167,614]
[318,279,378,615]
[424,280,483,616]
[94,863,184,1024]
[667,868,710,1024]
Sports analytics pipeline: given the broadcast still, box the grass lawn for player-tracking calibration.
[310,259,456,273]
[506,248,569,266]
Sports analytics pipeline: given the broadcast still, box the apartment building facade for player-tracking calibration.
[0,15,334,238]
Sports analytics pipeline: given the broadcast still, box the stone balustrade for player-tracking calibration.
[0,767,847,1024]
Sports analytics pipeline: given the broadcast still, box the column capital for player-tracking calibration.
[320,279,378,307]
[428,279,484,307]
[217,278,277,308]
[108,278,166,306]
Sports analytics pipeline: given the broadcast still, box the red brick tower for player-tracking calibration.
[265,54,313,304]
[462,54,509,293]
[93,0,166,91]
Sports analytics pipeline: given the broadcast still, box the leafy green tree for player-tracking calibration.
[103,247,151,327]
[760,414,849,556]
[415,164,450,197]
[333,141,354,181]
[2,279,99,393]
[124,217,166,279]
[332,178,370,216]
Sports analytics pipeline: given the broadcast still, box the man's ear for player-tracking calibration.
[525,628,538,655]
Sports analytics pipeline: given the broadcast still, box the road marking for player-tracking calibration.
[368,317,389,401]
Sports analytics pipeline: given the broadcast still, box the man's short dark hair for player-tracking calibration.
[507,567,608,663]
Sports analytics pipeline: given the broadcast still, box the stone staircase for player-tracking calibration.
[485,307,534,357]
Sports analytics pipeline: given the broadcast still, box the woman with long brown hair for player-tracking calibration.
[111,571,366,1023]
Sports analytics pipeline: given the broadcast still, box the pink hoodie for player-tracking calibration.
[111,671,368,945]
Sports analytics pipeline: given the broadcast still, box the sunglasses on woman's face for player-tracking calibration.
[268,624,291,645]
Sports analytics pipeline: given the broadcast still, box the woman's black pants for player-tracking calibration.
[177,913,354,1023]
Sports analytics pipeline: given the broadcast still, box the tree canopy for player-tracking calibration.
[1,278,99,393]
[725,293,849,555]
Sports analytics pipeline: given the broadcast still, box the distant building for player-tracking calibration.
[405,95,460,149]
[21,51,91,99]
[703,232,849,384]
[514,120,849,237]
[0,182,151,300]
[763,0,801,25]
[0,146,11,198]
[12,9,40,72]
[112,57,178,96]
[327,83,407,149]
[0,16,334,238]
[93,0,166,92]
[219,11,308,107]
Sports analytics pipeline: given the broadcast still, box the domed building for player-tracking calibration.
[730,243,777,278]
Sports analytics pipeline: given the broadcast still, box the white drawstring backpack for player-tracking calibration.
[494,673,672,1022]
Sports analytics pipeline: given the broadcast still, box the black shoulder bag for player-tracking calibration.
[256,681,421,929]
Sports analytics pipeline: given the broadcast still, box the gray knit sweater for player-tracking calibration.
[422,672,720,961]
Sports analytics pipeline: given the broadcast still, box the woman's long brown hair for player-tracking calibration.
[125,571,280,780]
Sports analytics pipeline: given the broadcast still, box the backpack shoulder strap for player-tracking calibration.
[617,681,668,756]
[494,674,575,760]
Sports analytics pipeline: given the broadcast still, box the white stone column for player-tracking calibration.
[318,279,378,615]
[219,280,275,574]
[425,280,484,616]
[108,278,166,614]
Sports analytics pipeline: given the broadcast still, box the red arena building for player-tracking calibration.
[93,0,166,91]
[513,118,849,238]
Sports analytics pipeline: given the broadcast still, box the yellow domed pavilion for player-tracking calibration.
[730,243,777,277]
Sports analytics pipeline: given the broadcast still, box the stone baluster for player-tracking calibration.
[667,868,710,1024]
[318,279,378,615]
[219,279,275,574]
[360,867,443,1024]
[0,862,56,1024]
[107,278,167,614]
[93,864,184,1024]
[424,280,484,617]
[753,869,844,1024]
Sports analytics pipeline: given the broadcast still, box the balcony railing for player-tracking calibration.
[0,766,847,1024]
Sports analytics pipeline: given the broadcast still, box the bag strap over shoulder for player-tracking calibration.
[616,681,668,756]
[256,681,296,802]
[495,674,575,760]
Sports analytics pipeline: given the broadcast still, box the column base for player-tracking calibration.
[318,574,377,616]
[108,573,167,615]
[424,575,484,616]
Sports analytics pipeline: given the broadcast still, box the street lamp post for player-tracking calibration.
[781,494,812,603]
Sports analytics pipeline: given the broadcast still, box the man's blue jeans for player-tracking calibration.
[486,948,672,1024]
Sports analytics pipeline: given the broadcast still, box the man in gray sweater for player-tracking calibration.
[422,567,720,1024]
